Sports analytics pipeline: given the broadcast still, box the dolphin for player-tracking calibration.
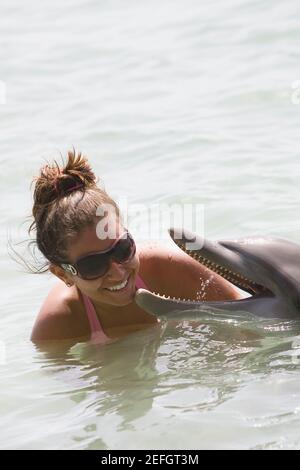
[135,229,300,320]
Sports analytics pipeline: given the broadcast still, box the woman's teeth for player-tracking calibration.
[106,277,129,292]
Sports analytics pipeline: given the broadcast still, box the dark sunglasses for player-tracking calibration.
[61,232,136,280]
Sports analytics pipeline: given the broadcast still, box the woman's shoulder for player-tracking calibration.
[137,237,241,301]
[137,237,196,270]
[137,238,194,292]
[30,280,89,342]
[137,238,182,261]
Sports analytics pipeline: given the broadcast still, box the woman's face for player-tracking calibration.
[64,215,140,307]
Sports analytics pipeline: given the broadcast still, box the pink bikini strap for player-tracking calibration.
[135,274,148,290]
[81,274,148,343]
[81,293,109,342]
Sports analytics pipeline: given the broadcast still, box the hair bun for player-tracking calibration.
[32,149,97,209]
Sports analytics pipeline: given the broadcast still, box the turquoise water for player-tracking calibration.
[2,0,300,449]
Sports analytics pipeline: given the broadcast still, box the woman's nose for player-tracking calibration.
[106,260,127,280]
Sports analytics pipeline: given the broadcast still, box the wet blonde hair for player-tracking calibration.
[29,149,120,271]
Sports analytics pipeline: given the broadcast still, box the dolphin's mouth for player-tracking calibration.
[142,234,273,307]
[135,231,300,319]
[175,240,268,297]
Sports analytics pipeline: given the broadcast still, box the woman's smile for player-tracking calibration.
[104,274,131,292]
[99,271,137,302]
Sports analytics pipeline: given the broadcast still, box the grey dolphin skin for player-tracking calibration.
[135,228,300,320]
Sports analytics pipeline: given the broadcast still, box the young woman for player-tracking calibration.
[30,150,241,344]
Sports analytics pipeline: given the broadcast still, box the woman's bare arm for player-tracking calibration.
[139,240,243,302]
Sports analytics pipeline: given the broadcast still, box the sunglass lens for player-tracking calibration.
[77,254,109,280]
[76,233,136,280]
[113,235,135,263]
